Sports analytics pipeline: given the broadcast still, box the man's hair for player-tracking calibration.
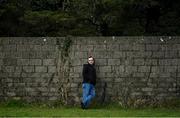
[88,56,93,59]
[88,56,95,65]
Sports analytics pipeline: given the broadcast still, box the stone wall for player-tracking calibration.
[0,37,180,105]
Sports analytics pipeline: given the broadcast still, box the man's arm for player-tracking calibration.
[82,64,89,81]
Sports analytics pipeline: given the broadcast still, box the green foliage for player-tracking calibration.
[117,98,180,109]
[0,0,180,36]
[0,100,29,108]
[61,36,72,61]
[22,10,75,36]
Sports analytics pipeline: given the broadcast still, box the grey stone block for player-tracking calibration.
[119,44,131,51]
[133,59,145,65]
[133,73,145,77]
[104,72,114,78]
[8,38,24,44]
[107,44,119,51]
[49,96,58,101]
[113,52,126,58]
[42,37,57,45]
[71,58,83,66]
[133,44,145,51]
[48,66,57,73]
[146,44,159,51]
[80,45,94,51]
[86,37,107,45]
[150,72,159,77]
[125,66,137,73]
[31,45,42,51]
[70,83,78,88]
[111,65,125,73]
[75,37,87,44]
[97,72,106,77]
[7,92,16,96]
[29,59,42,65]
[165,51,178,58]
[73,77,81,82]
[27,51,39,59]
[74,52,87,58]
[151,66,164,73]
[168,88,176,92]
[158,73,171,77]
[142,87,153,92]
[41,45,56,51]
[25,87,36,92]
[1,38,10,44]
[131,92,142,96]
[171,59,179,66]
[159,59,172,66]
[177,66,180,73]
[0,70,8,79]
[0,52,5,58]
[17,45,29,51]
[92,51,107,58]
[108,59,120,65]
[17,59,29,65]
[164,66,177,73]
[0,59,3,65]
[96,59,107,66]
[7,72,21,77]
[3,45,16,51]
[173,44,180,51]
[23,66,34,73]
[41,73,54,78]
[114,78,123,82]
[138,66,151,72]
[35,66,47,73]
[3,58,17,65]
[38,87,48,92]
[18,52,30,59]
[103,78,113,82]
[70,73,80,78]
[99,66,111,72]
[160,44,175,51]
[152,51,164,58]
[42,51,57,59]
[70,68,74,73]
[4,52,16,58]
[126,52,143,58]
[0,46,2,51]
[73,66,83,73]
[127,52,152,58]
[94,45,106,51]
[71,45,81,51]
[14,66,22,72]
[144,59,158,65]
[43,59,55,66]
[3,66,14,72]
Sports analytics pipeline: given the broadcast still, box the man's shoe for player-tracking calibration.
[81,102,85,109]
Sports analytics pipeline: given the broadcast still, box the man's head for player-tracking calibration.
[88,56,95,65]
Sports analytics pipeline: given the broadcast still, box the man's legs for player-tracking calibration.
[85,84,95,107]
[82,83,95,108]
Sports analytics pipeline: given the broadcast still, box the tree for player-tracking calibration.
[0,0,180,36]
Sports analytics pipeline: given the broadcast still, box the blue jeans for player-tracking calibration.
[82,83,95,108]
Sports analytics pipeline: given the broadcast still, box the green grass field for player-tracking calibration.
[0,102,180,117]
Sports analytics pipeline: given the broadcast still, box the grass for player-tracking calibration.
[0,101,180,117]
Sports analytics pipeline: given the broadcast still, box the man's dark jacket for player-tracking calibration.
[82,64,96,86]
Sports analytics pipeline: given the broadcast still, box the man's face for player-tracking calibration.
[88,57,94,65]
